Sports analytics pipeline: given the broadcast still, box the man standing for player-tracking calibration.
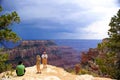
[42,51,48,68]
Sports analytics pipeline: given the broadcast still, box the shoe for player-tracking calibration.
[36,72,39,74]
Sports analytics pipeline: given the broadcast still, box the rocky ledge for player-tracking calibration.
[0,65,112,80]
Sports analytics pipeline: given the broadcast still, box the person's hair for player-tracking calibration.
[18,61,23,65]
[36,55,40,60]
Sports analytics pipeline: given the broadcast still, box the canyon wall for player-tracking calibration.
[2,40,80,69]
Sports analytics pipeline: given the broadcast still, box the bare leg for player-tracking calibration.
[36,65,41,73]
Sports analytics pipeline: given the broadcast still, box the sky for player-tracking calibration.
[0,0,120,40]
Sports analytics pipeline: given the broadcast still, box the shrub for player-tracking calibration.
[0,53,12,73]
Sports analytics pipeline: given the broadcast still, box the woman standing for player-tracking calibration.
[42,51,48,68]
[36,55,41,74]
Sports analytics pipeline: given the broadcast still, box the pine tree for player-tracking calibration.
[106,9,120,79]
[0,6,20,73]
[108,9,120,50]
[108,9,120,66]
[96,9,120,79]
[0,6,20,47]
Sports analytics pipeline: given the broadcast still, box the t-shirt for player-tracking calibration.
[16,64,25,76]
[42,54,48,59]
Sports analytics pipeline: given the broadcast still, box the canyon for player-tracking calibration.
[2,40,80,69]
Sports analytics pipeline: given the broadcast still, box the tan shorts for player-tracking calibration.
[42,58,47,65]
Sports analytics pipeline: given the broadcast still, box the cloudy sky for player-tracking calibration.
[0,0,120,39]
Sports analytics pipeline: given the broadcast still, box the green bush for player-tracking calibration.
[95,52,119,78]
[79,69,89,74]
[78,69,98,77]
[0,53,12,73]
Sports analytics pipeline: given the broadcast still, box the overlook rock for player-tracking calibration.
[0,65,112,80]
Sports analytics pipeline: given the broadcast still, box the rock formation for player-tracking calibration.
[1,40,80,69]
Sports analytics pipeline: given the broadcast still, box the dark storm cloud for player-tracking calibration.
[1,0,119,39]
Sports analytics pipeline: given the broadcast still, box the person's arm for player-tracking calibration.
[23,65,26,73]
[16,66,18,74]
[16,70,18,74]
[24,69,26,73]
[46,54,48,59]
[41,54,44,58]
